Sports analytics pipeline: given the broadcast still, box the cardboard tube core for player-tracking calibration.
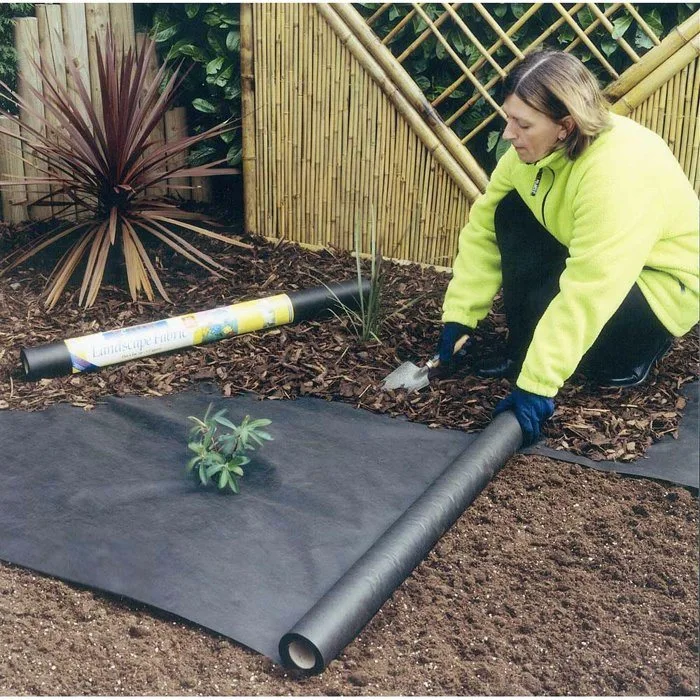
[286,639,318,670]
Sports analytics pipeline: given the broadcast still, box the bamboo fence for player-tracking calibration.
[0,2,209,224]
[242,4,700,265]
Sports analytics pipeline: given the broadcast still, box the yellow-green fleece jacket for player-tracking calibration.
[442,113,699,397]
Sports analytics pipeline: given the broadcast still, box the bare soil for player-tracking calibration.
[0,218,697,695]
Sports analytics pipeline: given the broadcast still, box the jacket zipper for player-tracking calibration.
[530,167,555,228]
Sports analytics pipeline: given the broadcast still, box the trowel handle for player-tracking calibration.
[425,334,469,369]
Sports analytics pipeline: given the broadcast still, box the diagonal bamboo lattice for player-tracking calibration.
[243,4,699,266]
[358,3,676,144]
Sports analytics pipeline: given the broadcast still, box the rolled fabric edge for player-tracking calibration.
[279,411,523,672]
[21,342,73,381]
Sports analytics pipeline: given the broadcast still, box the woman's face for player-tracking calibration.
[502,94,570,164]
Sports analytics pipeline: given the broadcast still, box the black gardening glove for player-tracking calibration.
[435,322,471,377]
[493,388,555,446]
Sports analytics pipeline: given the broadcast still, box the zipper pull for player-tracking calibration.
[531,168,543,196]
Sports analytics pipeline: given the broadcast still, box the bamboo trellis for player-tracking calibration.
[0,2,210,224]
[242,4,700,267]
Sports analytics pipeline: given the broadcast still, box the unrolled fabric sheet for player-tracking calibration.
[0,388,482,667]
[0,384,695,671]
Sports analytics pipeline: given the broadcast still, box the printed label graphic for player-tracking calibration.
[64,295,294,372]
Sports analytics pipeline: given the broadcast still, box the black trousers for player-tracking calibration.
[494,190,672,381]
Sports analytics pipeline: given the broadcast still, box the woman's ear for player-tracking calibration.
[559,115,575,139]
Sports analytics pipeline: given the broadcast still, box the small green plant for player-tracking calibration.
[187,403,273,494]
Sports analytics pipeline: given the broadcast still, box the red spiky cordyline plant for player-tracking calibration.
[0,29,249,308]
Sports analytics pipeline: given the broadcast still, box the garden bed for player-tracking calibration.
[0,219,697,695]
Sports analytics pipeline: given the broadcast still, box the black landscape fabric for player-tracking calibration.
[527,381,699,490]
[0,388,486,669]
[0,385,695,670]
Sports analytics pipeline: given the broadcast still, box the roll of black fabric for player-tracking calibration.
[279,411,524,672]
[21,342,73,381]
[288,278,372,322]
[19,279,372,381]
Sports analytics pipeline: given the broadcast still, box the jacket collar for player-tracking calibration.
[526,146,569,171]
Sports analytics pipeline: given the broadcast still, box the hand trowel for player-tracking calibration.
[382,335,469,392]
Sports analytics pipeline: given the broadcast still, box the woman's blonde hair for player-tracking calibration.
[503,49,611,159]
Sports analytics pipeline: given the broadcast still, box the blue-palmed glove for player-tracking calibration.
[437,322,471,376]
[493,387,555,446]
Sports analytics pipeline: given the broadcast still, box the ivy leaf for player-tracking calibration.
[612,14,633,40]
[634,27,655,51]
[193,98,217,113]
[153,22,180,44]
[600,36,619,57]
[226,30,240,52]
[493,6,508,18]
[185,4,200,19]
[227,145,243,166]
[642,8,664,38]
[206,56,225,74]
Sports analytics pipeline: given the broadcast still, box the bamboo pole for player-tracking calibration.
[164,107,189,198]
[240,2,259,234]
[271,3,282,239]
[0,116,28,223]
[135,33,167,199]
[611,35,700,115]
[605,10,700,99]
[318,3,484,201]
[327,3,487,195]
[85,3,109,128]
[676,62,693,167]
[14,17,49,220]
[286,4,295,240]
[61,4,91,125]
[683,59,699,182]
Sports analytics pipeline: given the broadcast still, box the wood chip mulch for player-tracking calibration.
[0,219,697,464]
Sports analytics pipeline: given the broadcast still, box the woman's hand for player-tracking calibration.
[436,322,471,376]
[494,388,555,446]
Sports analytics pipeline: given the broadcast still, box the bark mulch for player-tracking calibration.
[0,218,697,695]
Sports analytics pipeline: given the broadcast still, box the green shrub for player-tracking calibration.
[135,3,242,170]
[0,3,34,114]
[187,404,273,494]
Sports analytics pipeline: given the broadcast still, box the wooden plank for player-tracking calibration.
[0,116,28,223]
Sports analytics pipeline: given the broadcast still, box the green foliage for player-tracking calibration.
[135,3,242,169]
[187,404,273,494]
[354,3,698,171]
[0,3,34,114]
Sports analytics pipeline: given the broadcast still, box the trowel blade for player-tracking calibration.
[382,361,431,391]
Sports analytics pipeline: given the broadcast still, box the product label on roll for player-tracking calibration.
[64,294,294,373]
